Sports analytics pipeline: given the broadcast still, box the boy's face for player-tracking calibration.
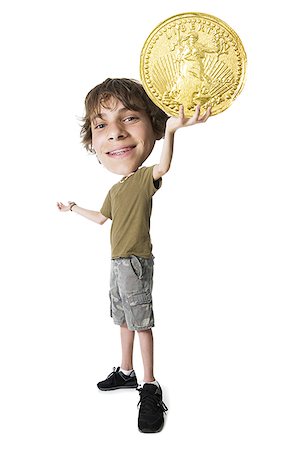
[91,97,157,175]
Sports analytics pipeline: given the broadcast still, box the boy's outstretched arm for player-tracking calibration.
[153,105,211,180]
[57,202,108,225]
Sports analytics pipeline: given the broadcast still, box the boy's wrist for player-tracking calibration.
[164,126,177,141]
[164,126,175,137]
[69,202,77,211]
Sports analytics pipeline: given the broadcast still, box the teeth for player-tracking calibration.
[109,148,131,156]
[111,150,124,155]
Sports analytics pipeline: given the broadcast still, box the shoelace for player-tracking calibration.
[106,367,119,378]
[137,388,168,413]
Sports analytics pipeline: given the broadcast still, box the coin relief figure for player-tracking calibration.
[164,31,217,111]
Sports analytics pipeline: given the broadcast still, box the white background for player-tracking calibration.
[1,0,289,449]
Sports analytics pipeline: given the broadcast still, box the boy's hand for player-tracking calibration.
[166,104,211,134]
[57,201,74,212]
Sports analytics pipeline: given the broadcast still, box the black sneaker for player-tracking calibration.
[97,367,138,391]
[137,383,168,433]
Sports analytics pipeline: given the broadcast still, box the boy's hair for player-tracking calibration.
[80,78,168,153]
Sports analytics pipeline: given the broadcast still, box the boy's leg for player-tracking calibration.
[120,323,135,370]
[97,324,137,391]
[138,328,155,382]
[137,328,168,433]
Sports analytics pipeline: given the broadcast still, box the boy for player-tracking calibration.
[57,78,211,433]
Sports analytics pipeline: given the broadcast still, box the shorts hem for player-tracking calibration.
[113,319,126,327]
[127,324,155,332]
[112,320,154,332]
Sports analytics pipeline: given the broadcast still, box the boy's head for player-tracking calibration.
[80,78,168,175]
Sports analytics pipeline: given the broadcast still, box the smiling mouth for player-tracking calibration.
[107,146,135,158]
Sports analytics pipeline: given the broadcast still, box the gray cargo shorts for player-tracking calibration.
[109,255,154,331]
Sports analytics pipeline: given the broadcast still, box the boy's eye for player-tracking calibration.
[124,116,138,123]
[95,123,106,129]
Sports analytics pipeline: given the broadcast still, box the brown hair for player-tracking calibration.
[80,78,168,153]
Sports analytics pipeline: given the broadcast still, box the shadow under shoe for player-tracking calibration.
[97,367,138,391]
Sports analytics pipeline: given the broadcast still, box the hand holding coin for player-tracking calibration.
[166,104,212,134]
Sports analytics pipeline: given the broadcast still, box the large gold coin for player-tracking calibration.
[140,12,247,117]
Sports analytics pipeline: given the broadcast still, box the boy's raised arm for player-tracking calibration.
[153,104,211,181]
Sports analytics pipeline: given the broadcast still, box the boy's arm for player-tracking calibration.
[57,202,108,225]
[153,104,211,181]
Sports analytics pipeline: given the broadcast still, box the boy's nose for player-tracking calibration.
[107,123,128,141]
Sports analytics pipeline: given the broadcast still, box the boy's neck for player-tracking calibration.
[120,168,138,183]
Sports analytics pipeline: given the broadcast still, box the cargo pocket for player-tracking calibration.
[128,290,152,306]
[128,290,154,329]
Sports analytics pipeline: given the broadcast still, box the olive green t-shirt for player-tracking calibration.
[100,165,162,259]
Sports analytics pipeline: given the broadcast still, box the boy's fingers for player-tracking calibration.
[200,107,211,122]
[193,104,201,120]
[186,105,200,124]
[197,106,211,122]
[179,104,184,118]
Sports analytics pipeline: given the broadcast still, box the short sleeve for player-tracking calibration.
[100,190,112,219]
[141,165,162,197]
